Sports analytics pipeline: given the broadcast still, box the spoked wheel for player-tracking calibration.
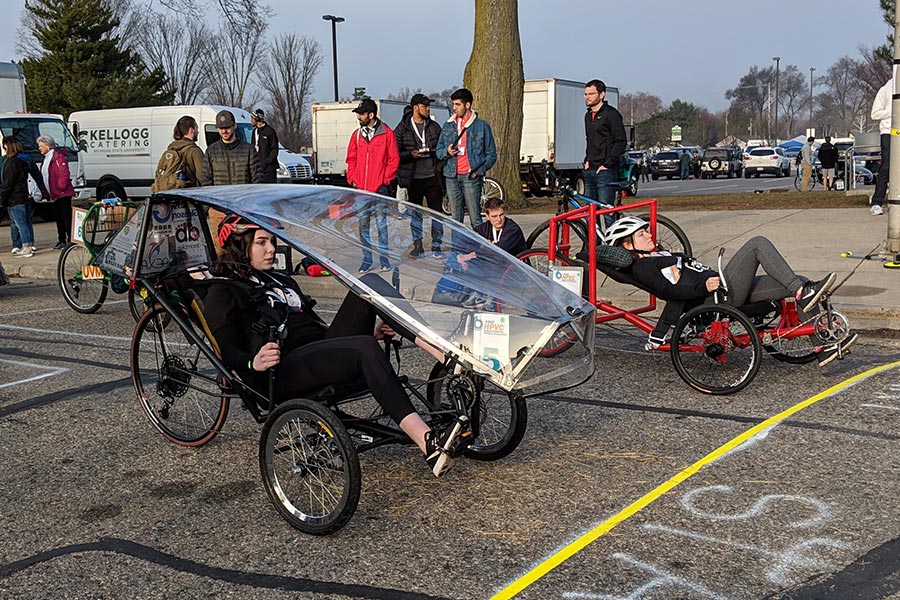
[525,219,590,256]
[128,284,148,323]
[57,244,108,313]
[763,302,819,364]
[426,363,527,461]
[482,176,505,207]
[638,214,692,256]
[131,305,229,446]
[259,398,361,535]
[515,248,581,357]
[670,304,762,395]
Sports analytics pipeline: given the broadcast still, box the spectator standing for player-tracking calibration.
[817,136,839,191]
[640,154,650,183]
[346,98,399,272]
[870,77,893,215]
[250,109,279,183]
[582,79,627,206]
[692,150,701,179]
[2,143,46,254]
[154,116,204,190]
[800,136,816,193]
[1,137,37,258]
[395,93,444,258]
[202,110,262,251]
[679,149,692,180]
[37,135,75,250]
[437,88,497,229]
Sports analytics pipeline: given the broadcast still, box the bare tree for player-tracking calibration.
[202,17,267,108]
[815,56,869,136]
[134,11,213,104]
[256,33,323,150]
[726,66,774,133]
[464,0,524,205]
[152,0,270,33]
[774,65,806,138]
[386,86,457,110]
[619,92,664,125]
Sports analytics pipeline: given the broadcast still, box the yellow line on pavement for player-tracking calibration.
[490,361,900,600]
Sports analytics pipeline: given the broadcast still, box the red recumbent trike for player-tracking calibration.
[518,199,852,394]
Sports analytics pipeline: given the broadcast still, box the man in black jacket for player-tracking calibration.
[250,109,279,183]
[583,79,627,206]
[817,136,839,191]
[395,94,444,257]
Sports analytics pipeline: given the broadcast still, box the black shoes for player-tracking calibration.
[424,415,469,477]
[818,332,859,367]
[796,273,837,313]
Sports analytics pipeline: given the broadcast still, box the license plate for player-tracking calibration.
[756,167,764,171]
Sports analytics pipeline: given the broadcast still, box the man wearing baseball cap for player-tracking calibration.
[394,93,444,257]
[346,98,399,272]
[250,109,279,183]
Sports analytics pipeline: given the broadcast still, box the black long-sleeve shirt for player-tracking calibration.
[631,253,716,301]
[584,102,627,170]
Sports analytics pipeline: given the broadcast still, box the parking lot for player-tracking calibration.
[636,168,873,197]
[2,279,899,599]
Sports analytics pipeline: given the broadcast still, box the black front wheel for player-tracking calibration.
[58,244,108,314]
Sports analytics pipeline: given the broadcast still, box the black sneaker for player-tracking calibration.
[424,416,469,477]
[409,241,425,258]
[358,262,373,274]
[818,332,859,367]
[797,273,836,313]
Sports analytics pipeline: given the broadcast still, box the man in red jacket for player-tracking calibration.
[346,98,399,272]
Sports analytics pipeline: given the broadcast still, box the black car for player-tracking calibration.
[649,151,682,180]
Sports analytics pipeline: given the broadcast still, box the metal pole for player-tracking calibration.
[330,20,338,101]
[883,10,900,259]
[773,56,780,142]
[809,66,815,126]
[766,82,771,142]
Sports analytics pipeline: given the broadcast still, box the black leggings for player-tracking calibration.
[274,285,417,424]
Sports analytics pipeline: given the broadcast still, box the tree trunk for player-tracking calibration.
[463,0,525,207]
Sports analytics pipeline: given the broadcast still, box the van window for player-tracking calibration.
[0,116,79,164]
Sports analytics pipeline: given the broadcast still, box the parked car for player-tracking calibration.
[649,150,682,179]
[700,147,742,179]
[743,147,791,178]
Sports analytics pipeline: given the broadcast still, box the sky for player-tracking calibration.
[0,0,889,113]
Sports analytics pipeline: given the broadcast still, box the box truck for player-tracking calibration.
[519,78,619,196]
[68,105,313,200]
[0,112,90,221]
[0,62,27,113]
[311,99,451,185]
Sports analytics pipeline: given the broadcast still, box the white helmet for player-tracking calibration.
[603,216,649,246]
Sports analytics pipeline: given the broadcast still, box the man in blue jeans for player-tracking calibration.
[583,79,627,208]
[437,88,497,230]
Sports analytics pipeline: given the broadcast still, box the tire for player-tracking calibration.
[709,158,721,171]
[426,363,527,461]
[515,248,580,357]
[744,171,751,179]
[58,243,108,314]
[96,179,126,201]
[525,218,591,255]
[794,174,815,192]
[481,177,505,212]
[651,174,659,181]
[670,304,762,395]
[131,305,230,446]
[637,214,692,256]
[573,175,585,195]
[127,285,146,323]
[763,301,819,364]
[441,194,451,216]
[626,175,638,197]
[727,168,733,179]
[667,175,673,180]
[259,398,360,535]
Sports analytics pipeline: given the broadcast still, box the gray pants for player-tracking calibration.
[722,236,806,307]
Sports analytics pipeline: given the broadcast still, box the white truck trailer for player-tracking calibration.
[0,62,27,113]
[68,105,313,200]
[519,78,619,196]
[311,99,450,186]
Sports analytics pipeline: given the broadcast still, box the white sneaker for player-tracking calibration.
[10,247,21,255]
[871,204,884,216]
[18,249,34,258]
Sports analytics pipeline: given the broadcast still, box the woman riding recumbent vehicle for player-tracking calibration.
[520,199,856,395]
[100,184,595,535]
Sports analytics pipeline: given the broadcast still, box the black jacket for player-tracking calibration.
[817,142,839,169]
[394,113,442,188]
[631,253,716,302]
[473,218,527,257]
[0,156,30,208]
[584,102,627,170]
[201,139,262,186]
[252,123,280,182]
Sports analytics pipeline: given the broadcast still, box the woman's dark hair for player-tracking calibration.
[213,229,255,278]
[173,116,198,140]
[3,136,24,158]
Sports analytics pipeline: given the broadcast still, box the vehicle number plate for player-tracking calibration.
[757,167,764,171]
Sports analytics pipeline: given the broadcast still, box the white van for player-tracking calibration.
[68,105,313,200]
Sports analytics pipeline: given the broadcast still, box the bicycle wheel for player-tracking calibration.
[525,219,590,257]
[127,284,146,323]
[670,304,762,395]
[131,305,230,446]
[57,244,108,314]
[259,398,361,535]
[637,214,692,256]
[763,302,818,364]
[515,248,581,357]
[482,176,505,204]
[426,363,527,461]
[794,172,815,191]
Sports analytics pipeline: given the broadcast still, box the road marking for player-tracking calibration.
[680,485,828,529]
[489,360,900,599]
[0,358,69,390]
[0,324,132,343]
[672,184,740,194]
[861,403,900,410]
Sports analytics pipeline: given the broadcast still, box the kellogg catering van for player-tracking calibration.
[68,105,313,200]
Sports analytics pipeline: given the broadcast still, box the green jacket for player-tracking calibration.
[201,139,261,186]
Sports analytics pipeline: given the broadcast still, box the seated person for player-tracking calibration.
[605,216,857,366]
[203,215,464,476]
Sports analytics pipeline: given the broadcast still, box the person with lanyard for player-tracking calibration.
[604,216,858,366]
[202,214,467,476]
[465,197,526,258]
[436,88,497,229]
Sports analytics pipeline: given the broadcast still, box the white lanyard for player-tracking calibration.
[412,120,427,148]
[492,227,502,244]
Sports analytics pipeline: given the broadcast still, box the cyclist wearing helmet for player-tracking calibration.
[607,216,857,365]
[203,215,466,476]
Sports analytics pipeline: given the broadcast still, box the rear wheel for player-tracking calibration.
[427,363,527,461]
[525,219,590,255]
[58,243,108,313]
[260,398,360,535]
[671,304,762,395]
[515,248,581,356]
[637,214,692,256]
[131,305,230,446]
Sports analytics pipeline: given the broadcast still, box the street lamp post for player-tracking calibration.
[322,15,345,102]
[809,66,816,127]
[772,56,780,141]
